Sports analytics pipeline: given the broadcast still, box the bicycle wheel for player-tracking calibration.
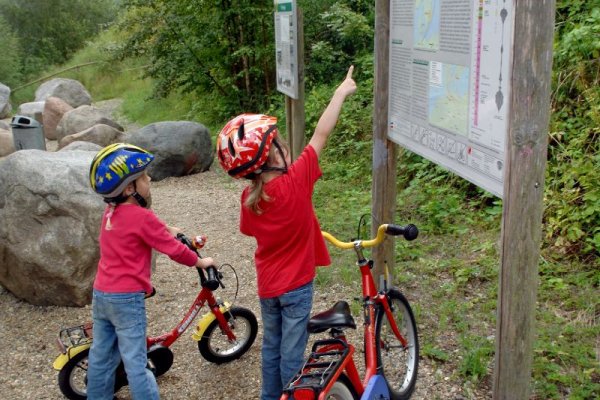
[375,288,419,400]
[58,349,89,400]
[57,348,127,400]
[197,306,258,364]
[324,374,359,400]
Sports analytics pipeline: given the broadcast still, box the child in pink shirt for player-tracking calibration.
[86,143,213,400]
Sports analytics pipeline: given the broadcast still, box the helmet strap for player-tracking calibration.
[131,181,149,208]
[261,140,288,174]
[131,192,148,208]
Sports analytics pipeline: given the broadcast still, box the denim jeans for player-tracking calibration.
[87,290,159,400]
[259,281,314,400]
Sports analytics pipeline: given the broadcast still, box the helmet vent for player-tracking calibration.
[228,137,236,157]
[237,121,245,141]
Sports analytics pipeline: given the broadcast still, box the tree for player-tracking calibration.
[0,0,118,78]
[115,0,374,118]
[115,0,275,116]
[0,14,22,86]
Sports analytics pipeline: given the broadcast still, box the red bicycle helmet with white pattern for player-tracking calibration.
[216,113,280,179]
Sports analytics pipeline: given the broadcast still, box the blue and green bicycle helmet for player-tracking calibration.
[89,143,154,200]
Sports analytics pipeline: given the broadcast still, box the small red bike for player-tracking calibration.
[281,223,419,400]
[53,233,258,400]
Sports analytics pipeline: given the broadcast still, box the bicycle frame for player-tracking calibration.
[282,224,418,400]
[53,267,234,371]
[146,267,235,349]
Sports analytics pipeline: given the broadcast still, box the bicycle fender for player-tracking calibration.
[52,343,91,370]
[191,302,231,341]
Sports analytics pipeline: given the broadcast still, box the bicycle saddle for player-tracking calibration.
[307,301,356,334]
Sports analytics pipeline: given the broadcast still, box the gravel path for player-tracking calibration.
[0,117,490,399]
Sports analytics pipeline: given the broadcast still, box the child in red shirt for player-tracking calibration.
[217,67,356,400]
[87,143,214,400]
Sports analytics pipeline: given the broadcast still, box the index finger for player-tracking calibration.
[346,65,354,79]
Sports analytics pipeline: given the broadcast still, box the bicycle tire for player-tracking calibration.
[57,348,127,400]
[57,349,90,400]
[323,373,359,400]
[375,288,419,400]
[197,306,258,364]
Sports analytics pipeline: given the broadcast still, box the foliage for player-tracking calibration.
[0,0,118,80]
[0,14,22,86]
[547,1,600,258]
[114,0,275,120]
[302,1,374,83]
[113,0,373,121]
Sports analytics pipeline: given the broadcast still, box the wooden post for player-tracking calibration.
[494,1,555,398]
[371,0,397,282]
[286,9,305,161]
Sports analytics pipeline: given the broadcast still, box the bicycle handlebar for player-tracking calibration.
[322,223,418,249]
[176,233,221,291]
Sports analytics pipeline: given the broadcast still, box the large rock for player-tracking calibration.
[0,120,9,130]
[59,141,103,152]
[0,128,15,156]
[35,78,92,108]
[0,83,11,119]
[56,105,123,142]
[126,121,213,181]
[0,150,104,306]
[59,124,125,149]
[17,101,45,123]
[43,96,73,140]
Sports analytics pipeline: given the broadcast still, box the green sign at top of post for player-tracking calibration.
[277,2,293,12]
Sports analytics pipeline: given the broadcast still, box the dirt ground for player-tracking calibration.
[0,105,490,399]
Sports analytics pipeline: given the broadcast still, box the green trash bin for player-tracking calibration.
[11,115,47,150]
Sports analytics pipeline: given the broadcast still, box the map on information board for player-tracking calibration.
[388,0,514,198]
[414,0,440,51]
[428,62,469,136]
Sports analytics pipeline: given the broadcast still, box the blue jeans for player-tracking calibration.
[259,281,314,400]
[87,290,159,400]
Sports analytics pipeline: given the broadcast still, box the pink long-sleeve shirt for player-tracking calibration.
[94,204,198,294]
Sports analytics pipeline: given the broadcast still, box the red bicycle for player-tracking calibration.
[281,223,419,400]
[53,233,258,400]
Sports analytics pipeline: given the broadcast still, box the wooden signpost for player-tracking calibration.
[372,0,556,397]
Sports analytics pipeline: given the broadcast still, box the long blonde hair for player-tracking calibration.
[244,136,290,214]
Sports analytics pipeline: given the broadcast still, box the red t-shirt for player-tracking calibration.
[240,145,331,298]
[94,204,198,294]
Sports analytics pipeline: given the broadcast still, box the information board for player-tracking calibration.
[388,0,514,198]
[274,0,299,99]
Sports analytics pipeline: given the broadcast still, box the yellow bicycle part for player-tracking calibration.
[322,224,389,249]
[52,343,91,371]
[191,302,231,341]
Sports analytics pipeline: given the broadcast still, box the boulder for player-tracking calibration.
[17,101,45,123]
[56,105,124,142]
[0,120,9,130]
[0,150,104,306]
[0,83,11,119]
[43,96,73,140]
[125,121,213,181]
[0,128,15,157]
[59,141,103,152]
[35,78,92,108]
[59,124,125,149]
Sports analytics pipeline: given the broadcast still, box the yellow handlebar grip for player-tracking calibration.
[322,224,389,249]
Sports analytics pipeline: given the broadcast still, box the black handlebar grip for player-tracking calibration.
[204,266,220,291]
[386,224,419,241]
[176,233,194,250]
